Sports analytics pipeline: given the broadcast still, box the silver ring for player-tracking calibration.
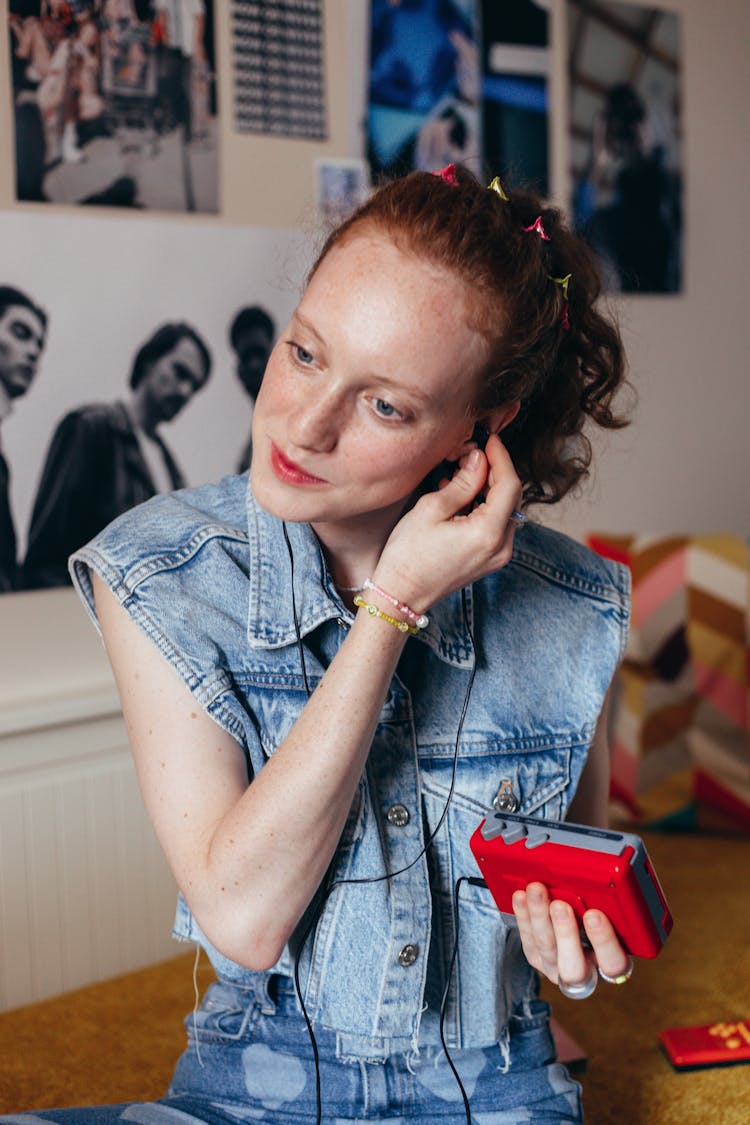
[558,961,598,1000]
[598,955,634,985]
[508,509,526,529]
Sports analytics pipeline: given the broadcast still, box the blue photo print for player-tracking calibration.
[367,0,481,178]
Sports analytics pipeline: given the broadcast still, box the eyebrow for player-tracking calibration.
[291,310,326,346]
[291,311,433,405]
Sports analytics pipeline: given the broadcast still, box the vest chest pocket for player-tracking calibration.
[420,744,576,826]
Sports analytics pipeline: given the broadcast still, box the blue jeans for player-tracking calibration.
[1,977,582,1123]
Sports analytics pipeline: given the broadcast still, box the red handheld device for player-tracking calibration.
[469,811,673,959]
[660,1020,750,1069]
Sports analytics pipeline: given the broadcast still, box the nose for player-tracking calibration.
[286,386,342,453]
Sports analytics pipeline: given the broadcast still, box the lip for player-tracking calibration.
[270,442,327,486]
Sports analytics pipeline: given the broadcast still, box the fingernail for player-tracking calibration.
[466,449,481,470]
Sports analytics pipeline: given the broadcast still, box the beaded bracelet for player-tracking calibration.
[353,595,419,635]
[361,580,429,630]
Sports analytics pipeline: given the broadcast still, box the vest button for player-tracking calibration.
[398,943,419,967]
[387,803,410,827]
[493,779,519,813]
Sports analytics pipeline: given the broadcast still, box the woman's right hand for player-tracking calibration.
[373,433,524,614]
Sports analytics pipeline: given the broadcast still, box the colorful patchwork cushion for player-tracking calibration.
[587,533,750,831]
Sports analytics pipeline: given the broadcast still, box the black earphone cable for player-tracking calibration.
[438,874,489,1124]
[283,524,479,1124]
[282,521,312,697]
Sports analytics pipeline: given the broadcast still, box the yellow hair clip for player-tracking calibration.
[487,176,509,201]
[549,273,572,299]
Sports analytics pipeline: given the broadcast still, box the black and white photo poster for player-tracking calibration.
[0,211,308,593]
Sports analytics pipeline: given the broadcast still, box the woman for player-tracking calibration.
[7,166,631,1123]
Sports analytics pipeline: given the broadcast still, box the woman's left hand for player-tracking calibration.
[512,882,631,993]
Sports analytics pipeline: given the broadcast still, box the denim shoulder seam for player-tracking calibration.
[120,523,249,591]
[511,547,629,610]
[71,545,249,749]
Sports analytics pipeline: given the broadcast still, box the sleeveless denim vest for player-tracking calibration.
[70,474,630,1061]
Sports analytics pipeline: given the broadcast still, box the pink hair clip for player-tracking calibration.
[432,163,458,187]
[523,215,551,241]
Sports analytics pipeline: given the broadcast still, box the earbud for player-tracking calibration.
[471,424,491,451]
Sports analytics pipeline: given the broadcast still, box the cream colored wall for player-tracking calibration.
[1,0,749,694]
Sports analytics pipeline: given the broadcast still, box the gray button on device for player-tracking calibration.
[387,804,410,827]
[501,823,527,845]
[398,943,419,967]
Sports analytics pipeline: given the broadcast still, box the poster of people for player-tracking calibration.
[366,0,550,195]
[8,1,218,213]
[568,0,682,293]
[0,211,310,594]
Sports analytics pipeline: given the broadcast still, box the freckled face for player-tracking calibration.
[250,231,488,542]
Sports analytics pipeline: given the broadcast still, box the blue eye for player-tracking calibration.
[295,345,314,365]
[374,398,398,418]
[287,341,315,366]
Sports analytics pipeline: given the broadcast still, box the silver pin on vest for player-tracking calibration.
[493,779,519,813]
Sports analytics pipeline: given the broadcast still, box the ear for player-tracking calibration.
[445,401,521,462]
[483,400,521,435]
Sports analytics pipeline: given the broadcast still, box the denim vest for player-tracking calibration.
[70,474,630,1061]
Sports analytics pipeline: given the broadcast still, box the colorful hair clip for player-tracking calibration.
[487,176,509,201]
[432,163,458,186]
[523,215,551,241]
[549,273,572,299]
[549,273,572,329]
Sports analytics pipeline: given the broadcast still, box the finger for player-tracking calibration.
[582,910,631,979]
[427,448,488,519]
[520,883,560,977]
[550,900,592,986]
[481,435,523,515]
[511,889,545,972]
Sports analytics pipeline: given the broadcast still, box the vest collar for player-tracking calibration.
[245,483,474,669]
